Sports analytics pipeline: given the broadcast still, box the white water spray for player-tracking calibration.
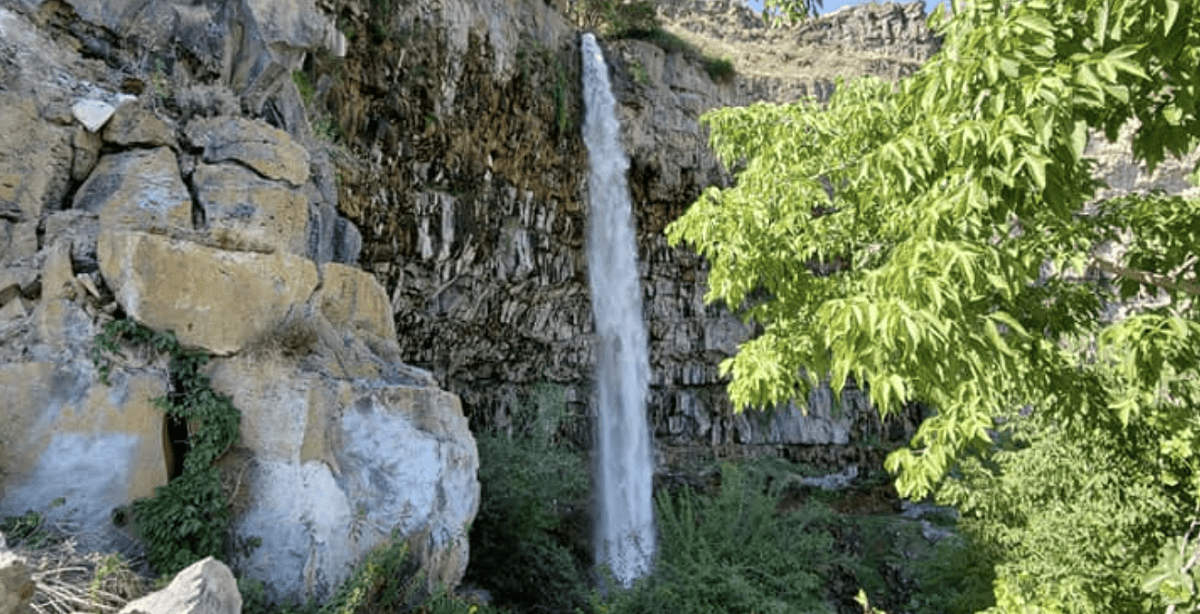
[581,32,656,587]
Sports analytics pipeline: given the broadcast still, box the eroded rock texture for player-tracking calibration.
[0,0,476,604]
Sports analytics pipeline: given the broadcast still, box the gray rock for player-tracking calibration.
[101,102,177,148]
[184,116,310,187]
[118,557,241,614]
[0,266,38,306]
[798,465,859,490]
[42,210,101,273]
[73,148,193,234]
[332,217,362,264]
[0,549,33,614]
[0,221,37,267]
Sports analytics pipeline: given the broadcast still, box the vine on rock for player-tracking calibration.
[92,319,241,576]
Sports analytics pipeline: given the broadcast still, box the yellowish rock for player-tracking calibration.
[73,148,193,234]
[315,262,398,342]
[0,94,72,222]
[0,361,170,553]
[97,229,319,355]
[192,162,309,255]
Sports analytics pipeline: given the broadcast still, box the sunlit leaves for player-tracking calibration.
[667,0,1200,521]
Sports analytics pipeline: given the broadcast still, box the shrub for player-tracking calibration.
[938,411,1184,613]
[701,56,735,83]
[606,464,837,614]
[464,384,591,614]
[573,0,737,83]
[92,320,240,577]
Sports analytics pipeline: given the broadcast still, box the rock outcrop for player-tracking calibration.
[0,0,477,604]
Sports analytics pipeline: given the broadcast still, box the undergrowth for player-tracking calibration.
[240,535,499,614]
[92,319,240,577]
[465,383,591,614]
[604,464,837,614]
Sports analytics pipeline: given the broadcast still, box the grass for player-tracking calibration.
[632,27,737,83]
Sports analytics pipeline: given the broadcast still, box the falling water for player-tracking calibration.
[581,32,656,587]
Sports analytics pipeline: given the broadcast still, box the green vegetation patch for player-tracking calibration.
[92,319,240,577]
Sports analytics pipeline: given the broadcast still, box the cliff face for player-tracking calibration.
[0,0,477,603]
[323,0,940,466]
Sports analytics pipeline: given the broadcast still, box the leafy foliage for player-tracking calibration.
[573,0,658,38]
[943,412,1183,613]
[761,0,823,26]
[92,320,240,576]
[606,464,836,614]
[666,0,1200,610]
[516,38,578,136]
[464,384,591,614]
[239,537,498,614]
[0,509,59,549]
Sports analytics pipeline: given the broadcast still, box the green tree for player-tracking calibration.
[667,0,1200,610]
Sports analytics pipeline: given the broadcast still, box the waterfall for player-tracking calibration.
[581,32,656,587]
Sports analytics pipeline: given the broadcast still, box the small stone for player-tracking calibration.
[0,550,34,614]
[71,99,116,132]
[118,557,240,614]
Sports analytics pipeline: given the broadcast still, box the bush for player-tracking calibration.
[574,0,656,38]
[464,385,591,614]
[92,320,240,577]
[701,56,735,83]
[606,464,837,614]
[908,535,996,614]
[938,411,1184,613]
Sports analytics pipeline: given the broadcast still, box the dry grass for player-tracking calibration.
[7,538,151,614]
[665,25,920,82]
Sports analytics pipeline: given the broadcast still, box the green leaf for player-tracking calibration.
[1014,13,1055,38]
[1163,0,1180,34]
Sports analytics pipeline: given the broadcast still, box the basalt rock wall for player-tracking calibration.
[324,0,940,468]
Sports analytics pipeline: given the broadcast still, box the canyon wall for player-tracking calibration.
[325,0,940,467]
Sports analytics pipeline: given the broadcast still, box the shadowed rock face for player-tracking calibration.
[0,0,476,603]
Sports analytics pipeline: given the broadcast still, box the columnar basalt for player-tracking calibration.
[328,0,940,468]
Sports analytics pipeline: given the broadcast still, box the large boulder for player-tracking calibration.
[209,354,479,604]
[118,557,240,614]
[184,116,309,187]
[0,94,73,224]
[0,361,171,552]
[97,229,320,355]
[73,148,193,234]
[192,162,310,254]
